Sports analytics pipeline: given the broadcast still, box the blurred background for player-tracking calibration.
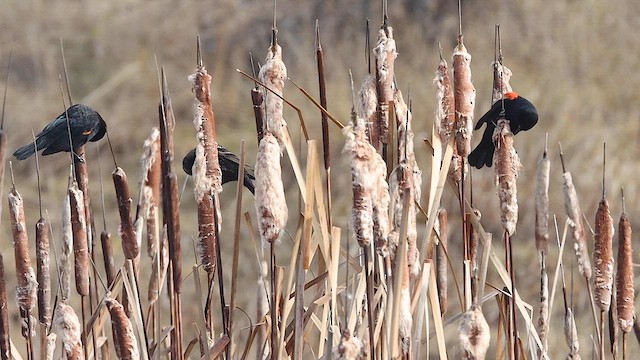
[1,0,639,357]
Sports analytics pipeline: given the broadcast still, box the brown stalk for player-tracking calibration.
[158,68,183,359]
[106,298,139,359]
[113,167,138,260]
[54,302,84,360]
[436,207,448,315]
[316,21,332,227]
[0,254,11,360]
[459,305,490,360]
[373,26,396,153]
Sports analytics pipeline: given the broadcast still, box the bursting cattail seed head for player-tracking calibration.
[258,44,287,146]
[53,302,83,360]
[434,57,455,147]
[254,133,287,244]
[493,118,521,236]
[562,172,592,279]
[459,305,490,360]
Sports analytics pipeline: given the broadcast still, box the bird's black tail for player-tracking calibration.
[13,143,36,160]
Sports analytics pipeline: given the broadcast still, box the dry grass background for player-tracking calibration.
[1,0,639,358]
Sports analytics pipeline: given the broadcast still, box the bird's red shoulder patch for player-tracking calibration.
[504,92,519,100]
[83,129,93,135]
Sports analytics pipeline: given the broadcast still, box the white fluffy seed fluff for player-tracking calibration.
[434,57,455,146]
[53,302,83,359]
[399,287,412,354]
[459,305,490,360]
[562,172,592,279]
[333,328,364,360]
[258,44,288,147]
[373,28,397,87]
[254,133,288,244]
[491,62,513,104]
[564,308,580,357]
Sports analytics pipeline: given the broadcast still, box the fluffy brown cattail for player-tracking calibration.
[356,75,378,147]
[564,308,580,359]
[254,133,287,244]
[562,172,592,279]
[190,63,223,272]
[140,127,161,258]
[113,167,138,260]
[616,208,634,333]
[36,218,51,328]
[373,27,397,149]
[106,298,139,359]
[343,110,376,248]
[333,328,364,360]
[535,150,550,256]
[53,302,83,360]
[69,184,89,296]
[0,254,12,360]
[491,62,513,104]
[452,36,476,159]
[8,188,37,315]
[436,207,448,315]
[434,56,455,147]
[593,197,614,312]
[258,44,287,146]
[493,118,521,236]
[459,305,490,360]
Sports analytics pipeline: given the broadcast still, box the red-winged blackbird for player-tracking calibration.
[182,146,256,194]
[14,104,107,160]
[468,92,538,169]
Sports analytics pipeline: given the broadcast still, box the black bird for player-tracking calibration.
[14,104,107,160]
[468,92,538,169]
[182,146,256,194]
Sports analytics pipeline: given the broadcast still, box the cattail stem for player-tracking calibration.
[0,254,11,360]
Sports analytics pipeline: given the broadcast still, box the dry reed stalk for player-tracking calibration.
[0,254,11,360]
[616,208,634,333]
[564,308,581,359]
[562,171,592,279]
[493,118,521,236]
[158,71,183,359]
[491,62,513,104]
[333,328,364,360]
[459,305,490,360]
[140,127,160,258]
[535,149,550,257]
[36,217,51,329]
[395,90,421,276]
[60,191,73,300]
[0,132,6,221]
[538,267,549,354]
[53,302,84,360]
[9,187,37,338]
[436,207,448,315]
[452,35,476,159]
[434,55,455,148]
[106,298,139,359]
[373,27,397,151]
[113,167,138,260]
[593,197,614,312]
[468,211,480,300]
[356,74,379,147]
[96,236,114,297]
[189,63,223,273]
[255,132,287,244]
[258,43,287,146]
[148,237,168,304]
[69,184,90,296]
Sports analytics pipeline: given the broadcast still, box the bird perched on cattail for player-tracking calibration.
[468,92,538,168]
[182,146,256,194]
[13,104,107,160]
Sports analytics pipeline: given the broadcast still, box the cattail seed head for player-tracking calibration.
[562,172,592,279]
[616,211,634,332]
[434,57,455,147]
[258,44,287,146]
[254,133,287,244]
[535,151,550,256]
[593,197,614,311]
[452,39,476,159]
[493,119,521,236]
[53,302,83,360]
[459,305,490,360]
